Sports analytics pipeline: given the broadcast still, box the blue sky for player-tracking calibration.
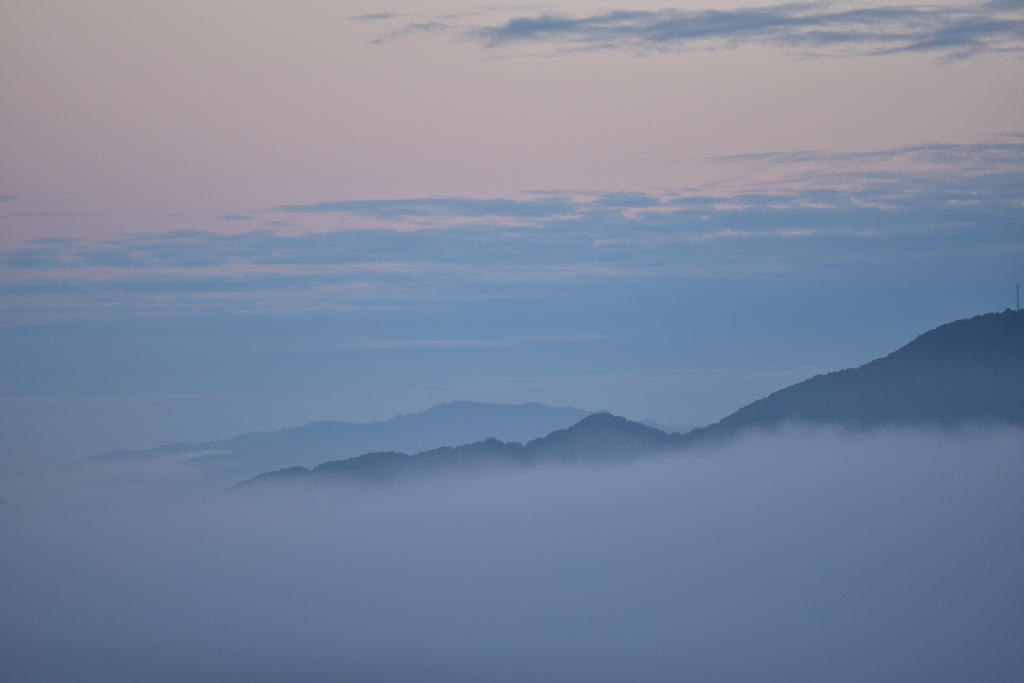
[1,1,1022,459]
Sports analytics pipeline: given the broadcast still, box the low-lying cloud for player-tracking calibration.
[3,426,1022,681]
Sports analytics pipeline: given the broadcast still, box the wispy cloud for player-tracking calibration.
[1,142,1020,320]
[349,12,398,22]
[0,211,83,220]
[276,196,579,222]
[344,335,602,350]
[418,1,1024,59]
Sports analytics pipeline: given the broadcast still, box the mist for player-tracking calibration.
[2,426,1023,682]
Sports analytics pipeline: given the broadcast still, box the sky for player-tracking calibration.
[1,0,1023,459]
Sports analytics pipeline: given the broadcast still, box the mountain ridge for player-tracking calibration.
[236,412,686,488]
[238,309,1024,489]
[687,308,1024,440]
[85,401,591,488]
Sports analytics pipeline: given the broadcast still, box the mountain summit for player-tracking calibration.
[691,309,1024,437]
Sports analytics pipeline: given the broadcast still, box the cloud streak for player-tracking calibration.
[276,196,579,221]
[0,142,1020,322]
[450,1,1024,59]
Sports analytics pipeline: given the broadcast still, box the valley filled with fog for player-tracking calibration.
[3,426,1022,682]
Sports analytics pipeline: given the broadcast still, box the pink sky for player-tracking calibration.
[2,0,1021,244]
[0,1,1021,453]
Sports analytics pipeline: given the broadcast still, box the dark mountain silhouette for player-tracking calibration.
[87,401,590,486]
[239,309,1024,490]
[237,412,685,488]
[686,308,1024,440]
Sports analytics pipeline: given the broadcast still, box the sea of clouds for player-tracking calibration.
[2,425,1023,682]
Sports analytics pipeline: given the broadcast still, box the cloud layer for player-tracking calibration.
[1,142,1020,320]
[3,427,1023,682]
[451,1,1024,59]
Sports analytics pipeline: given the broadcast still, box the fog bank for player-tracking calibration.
[2,426,1023,682]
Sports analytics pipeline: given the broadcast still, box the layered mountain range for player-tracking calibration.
[241,309,1024,488]
[87,401,591,488]
[239,412,683,487]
